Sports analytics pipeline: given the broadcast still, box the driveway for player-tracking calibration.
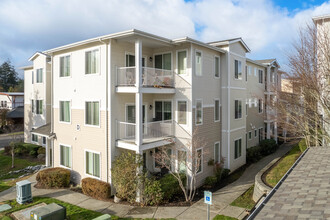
[0,133,24,149]
[255,147,330,219]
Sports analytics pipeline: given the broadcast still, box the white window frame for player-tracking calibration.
[258,69,263,84]
[153,147,173,172]
[153,99,173,121]
[234,99,242,119]
[248,131,252,140]
[195,99,203,125]
[196,148,203,175]
[36,68,43,83]
[36,100,43,115]
[258,99,263,114]
[31,99,35,114]
[42,136,46,146]
[258,127,264,142]
[214,142,221,163]
[59,100,72,124]
[214,99,220,122]
[84,100,101,128]
[84,149,101,180]
[176,49,188,75]
[214,55,220,78]
[59,54,72,78]
[248,66,252,75]
[84,47,101,75]
[31,134,38,144]
[153,51,173,70]
[32,71,34,84]
[255,129,258,137]
[59,144,72,169]
[176,99,188,126]
[234,138,242,159]
[234,60,242,80]
[254,67,257,77]
[195,50,203,76]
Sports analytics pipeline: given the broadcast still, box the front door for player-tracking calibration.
[126,105,146,137]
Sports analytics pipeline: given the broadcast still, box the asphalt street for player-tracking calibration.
[0,133,24,149]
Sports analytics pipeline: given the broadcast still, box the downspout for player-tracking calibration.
[98,38,109,183]
[50,52,54,167]
[227,52,231,169]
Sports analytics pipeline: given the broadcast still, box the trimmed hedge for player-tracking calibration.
[82,178,111,200]
[159,173,186,201]
[36,167,71,188]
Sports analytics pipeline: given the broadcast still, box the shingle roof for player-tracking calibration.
[31,123,51,137]
[6,106,24,119]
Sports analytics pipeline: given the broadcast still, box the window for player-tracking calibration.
[235,100,242,119]
[245,66,248,81]
[259,128,263,142]
[177,101,187,125]
[258,99,263,113]
[196,148,203,174]
[234,139,242,159]
[215,56,220,78]
[195,51,202,76]
[177,51,187,75]
[248,66,252,75]
[254,68,257,76]
[195,100,203,125]
[85,101,100,126]
[214,100,220,122]
[36,100,43,115]
[154,148,172,170]
[60,55,71,77]
[86,151,100,178]
[85,49,99,74]
[36,68,43,83]
[4,101,7,107]
[42,137,46,145]
[31,100,35,113]
[32,134,38,142]
[214,142,220,163]
[60,145,71,168]
[125,54,145,67]
[32,71,34,84]
[258,69,263,83]
[249,131,252,140]
[178,150,187,173]
[155,101,172,121]
[155,53,171,70]
[60,101,71,123]
[234,60,242,79]
[255,129,257,137]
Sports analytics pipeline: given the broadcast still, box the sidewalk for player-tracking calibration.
[0,142,294,220]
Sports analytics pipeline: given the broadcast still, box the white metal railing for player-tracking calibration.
[116,120,173,143]
[116,66,174,88]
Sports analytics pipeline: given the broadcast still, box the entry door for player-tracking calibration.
[126,105,146,137]
[125,54,145,67]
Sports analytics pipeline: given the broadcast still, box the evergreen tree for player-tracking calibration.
[0,60,18,92]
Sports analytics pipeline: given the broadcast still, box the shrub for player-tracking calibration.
[3,145,11,155]
[204,176,217,188]
[159,173,186,201]
[246,146,262,164]
[111,151,142,203]
[36,167,70,188]
[298,139,307,152]
[13,142,40,157]
[37,147,46,155]
[142,176,163,206]
[221,169,230,179]
[82,178,111,200]
[259,139,278,156]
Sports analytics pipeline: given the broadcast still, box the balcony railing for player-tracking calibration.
[116,120,174,143]
[117,67,174,88]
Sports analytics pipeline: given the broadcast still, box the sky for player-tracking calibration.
[0,0,330,78]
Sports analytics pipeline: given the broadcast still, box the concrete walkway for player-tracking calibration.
[0,142,294,220]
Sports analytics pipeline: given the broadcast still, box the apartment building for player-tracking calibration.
[22,29,280,187]
[0,92,24,109]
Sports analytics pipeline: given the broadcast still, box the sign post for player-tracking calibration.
[204,191,212,220]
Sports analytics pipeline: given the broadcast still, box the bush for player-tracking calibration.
[259,139,278,156]
[3,145,11,155]
[36,167,70,188]
[204,176,217,188]
[159,173,186,201]
[221,169,230,179]
[246,146,262,164]
[38,147,46,155]
[142,176,163,206]
[82,178,111,200]
[13,142,40,157]
[298,139,307,152]
[111,151,142,203]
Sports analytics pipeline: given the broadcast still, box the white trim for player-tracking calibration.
[248,131,252,140]
[125,103,147,123]
[234,137,242,160]
[196,147,203,175]
[234,59,243,80]
[255,129,258,138]
[214,142,221,163]
[221,86,246,90]
[214,55,221,79]
[36,68,44,84]
[31,133,39,144]
[84,149,101,180]
[58,53,72,78]
[195,49,203,77]
[84,100,101,128]
[59,144,72,169]
[222,126,246,133]
[153,51,173,70]
[214,99,220,122]
[195,99,203,126]
[58,100,72,124]
[176,99,188,126]
[84,46,101,75]
[229,51,246,59]
[176,49,188,76]
[153,99,173,120]
[234,99,243,120]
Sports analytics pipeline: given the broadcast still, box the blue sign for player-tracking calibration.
[204,191,212,205]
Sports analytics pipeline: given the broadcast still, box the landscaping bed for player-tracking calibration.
[230,185,255,210]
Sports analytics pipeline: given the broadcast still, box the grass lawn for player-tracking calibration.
[230,185,255,210]
[213,215,238,220]
[0,150,44,192]
[265,144,302,187]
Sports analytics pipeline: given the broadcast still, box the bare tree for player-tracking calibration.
[153,129,208,202]
[9,133,19,168]
[277,23,330,147]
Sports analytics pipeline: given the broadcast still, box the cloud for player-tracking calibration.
[0,0,330,76]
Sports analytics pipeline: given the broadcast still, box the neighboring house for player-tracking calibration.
[0,92,24,109]
[22,29,280,188]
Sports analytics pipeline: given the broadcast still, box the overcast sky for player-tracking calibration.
[1,0,330,78]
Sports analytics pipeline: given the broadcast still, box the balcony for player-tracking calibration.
[116,120,174,151]
[116,67,175,94]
